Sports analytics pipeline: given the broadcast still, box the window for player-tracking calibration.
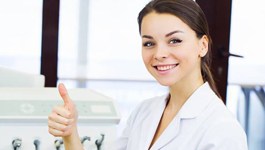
[58,0,153,86]
[0,0,42,74]
[57,0,168,128]
[227,0,265,149]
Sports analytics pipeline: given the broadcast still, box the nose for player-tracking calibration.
[154,44,169,60]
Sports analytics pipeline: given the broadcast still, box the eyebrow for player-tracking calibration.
[142,30,184,39]
[165,30,184,37]
[142,35,153,39]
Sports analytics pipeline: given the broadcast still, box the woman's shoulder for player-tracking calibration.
[196,96,248,149]
[135,94,167,112]
[198,95,248,146]
[127,94,168,122]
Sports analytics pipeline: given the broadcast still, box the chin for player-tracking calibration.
[156,79,175,87]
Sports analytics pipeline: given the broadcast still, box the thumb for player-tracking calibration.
[58,83,73,109]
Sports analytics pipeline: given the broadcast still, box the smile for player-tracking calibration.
[155,64,178,71]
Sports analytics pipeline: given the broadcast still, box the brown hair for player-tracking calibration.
[138,0,221,98]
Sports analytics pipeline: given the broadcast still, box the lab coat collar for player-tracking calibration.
[150,82,216,150]
[178,82,215,119]
[143,95,169,150]
[150,112,181,150]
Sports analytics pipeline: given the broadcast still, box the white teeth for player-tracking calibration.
[157,65,176,71]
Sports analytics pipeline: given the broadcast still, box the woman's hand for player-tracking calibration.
[48,83,78,137]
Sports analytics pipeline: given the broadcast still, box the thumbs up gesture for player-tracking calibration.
[48,83,78,137]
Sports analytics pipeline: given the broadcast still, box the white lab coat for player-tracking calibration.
[114,82,248,150]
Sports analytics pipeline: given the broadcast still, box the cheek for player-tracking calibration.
[172,49,188,61]
[176,47,200,64]
[184,51,201,68]
[142,51,152,65]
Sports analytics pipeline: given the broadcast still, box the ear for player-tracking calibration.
[199,35,209,57]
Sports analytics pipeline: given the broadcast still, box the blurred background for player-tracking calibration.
[0,0,264,149]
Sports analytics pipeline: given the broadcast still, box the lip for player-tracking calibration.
[153,64,179,74]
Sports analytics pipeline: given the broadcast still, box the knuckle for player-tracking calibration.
[61,125,67,132]
[52,106,58,112]
[48,128,56,136]
[48,114,53,120]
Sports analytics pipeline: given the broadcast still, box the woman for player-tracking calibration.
[48,0,248,149]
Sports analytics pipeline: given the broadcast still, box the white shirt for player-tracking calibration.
[114,82,248,150]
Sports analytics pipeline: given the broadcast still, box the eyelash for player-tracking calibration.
[169,39,182,44]
[142,39,182,47]
[143,42,155,47]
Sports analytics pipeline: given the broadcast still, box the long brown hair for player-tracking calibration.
[138,0,221,98]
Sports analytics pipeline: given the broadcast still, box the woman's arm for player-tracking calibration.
[198,119,248,150]
[62,126,83,150]
[48,83,84,150]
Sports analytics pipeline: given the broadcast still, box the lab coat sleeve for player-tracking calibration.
[197,119,248,150]
[111,102,143,150]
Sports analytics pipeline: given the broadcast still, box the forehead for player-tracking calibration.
[141,12,194,36]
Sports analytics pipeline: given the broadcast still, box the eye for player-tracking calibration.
[143,41,155,47]
[169,39,182,44]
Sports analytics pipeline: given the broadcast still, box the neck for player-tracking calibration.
[167,78,204,111]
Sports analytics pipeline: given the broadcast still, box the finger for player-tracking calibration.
[48,127,64,137]
[51,106,71,119]
[49,111,72,125]
[48,119,69,132]
[58,83,73,109]
[48,124,73,137]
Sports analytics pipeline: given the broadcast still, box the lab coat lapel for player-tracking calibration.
[142,95,168,150]
[150,114,181,150]
[150,82,214,150]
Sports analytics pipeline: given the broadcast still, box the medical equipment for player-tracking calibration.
[0,87,120,150]
[33,139,40,150]
[95,134,105,150]
[81,136,91,144]
[54,139,63,150]
[12,138,22,150]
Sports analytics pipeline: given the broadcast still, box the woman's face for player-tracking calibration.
[141,12,208,86]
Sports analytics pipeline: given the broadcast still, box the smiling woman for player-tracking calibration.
[48,0,248,150]
[140,12,208,88]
